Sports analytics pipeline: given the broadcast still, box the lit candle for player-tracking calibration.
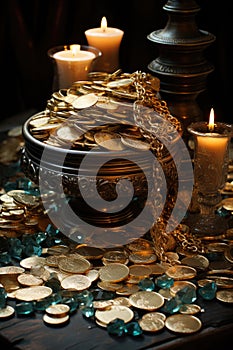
[50,44,97,89]
[85,17,124,73]
[194,109,229,191]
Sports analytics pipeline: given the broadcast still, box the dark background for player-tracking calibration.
[0,0,232,125]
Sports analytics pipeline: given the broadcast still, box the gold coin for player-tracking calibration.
[170,280,197,296]
[99,263,129,283]
[158,288,173,300]
[221,198,233,211]
[116,283,140,296]
[72,93,98,109]
[128,264,152,278]
[17,273,44,287]
[29,116,51,128]
[207,242,228,252]
[61,274,91,291]
[20,256,46,269]
[112,297,131,307]
[0,305,15,319]
[138,317,164,332]
[94,131,124,151]
[43,313,69,325]
[129,251,157,264]
[102,250,129,264]
[142,311,166,322]
[56,125,82,142]
[179,304,201,315]
[95,305,134,325]
[181,255,209,271]
[15,286,53,301]
[97,281,123,291]
[165,314,202,334]
[45,304,70,317]
[148,263,167,276]
[58,256,91,274]
[0,194,14,203]
[0,266,25,275]
[224,244,233,263]
[166,265,197,280]
[121,136,150,151]
[93,300,114,310]
[216,289,233,303]
[75,246,105,260]
[129,291,164,311]
[47,245,70,255]
[11,193,39,207]
[126,238,154,252]
[85,269,99,282]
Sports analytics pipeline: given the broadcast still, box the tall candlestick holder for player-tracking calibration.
[187,121,232,237]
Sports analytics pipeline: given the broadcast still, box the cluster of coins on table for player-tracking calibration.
[0,188,54,238]
[1,234,233,333]
[27,71,161,152]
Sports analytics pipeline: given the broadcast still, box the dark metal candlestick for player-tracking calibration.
[147,0,215,132]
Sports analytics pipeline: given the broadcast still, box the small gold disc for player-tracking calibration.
[142,311,166,322]
[138,317,164,332]
[43,313,69,325]
[17,273,44,287]
[0,305,15,319]
[99,263,129,283]
[45,304,70,318]
[128,264,152,278]
[165,314,202,334]
[166,265,197,280]
[61,274,91,291]
[216,289,233,303]
[181,254,209,271]
[170,280,197,296]
[58,256,91,274]
[95,305,134,325]
[0,266,25,275]
[129,291,164,311]
[15,286,53,301]
[20,256,46,269]
[179,304,201,315]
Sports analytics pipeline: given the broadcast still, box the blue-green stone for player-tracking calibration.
[216,207,230,217]
[76,290,94,305]
[62,297,79,313]
[198,282,217,300]
[0,287,7,309]
[161,297,181,314]
[155,274,174,289]
[176,285,197,304]
[8,238,23,260]
[34,231,47,244]
[15,302,34,315]
[0,252,12,265]
[16,177,32,190]
[125,321,143,336]
[0,237,9,253]
[23,244,42,257]
[3,181,17,192]
[91,290,115,301]
[33,296,53,311]
[46,224,60,237]
[50,292,63,304]
[138,278,155,291]
[107,318,126,337]
[80,304,94,318]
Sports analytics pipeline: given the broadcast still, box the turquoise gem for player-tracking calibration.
[198,282,217,300]
[16,178,32,190]
[216,207,230,217]
[161,297,181,314]
[34,231,47,244]
[15,302,34,315]
[76,290,94,305]
[138,278,155,291]
[8,238,23,260]
[176,285,197,304]
[62,297,79,313]
[3,181,17,192]
[0,252,12,265]
[92,290,115,301]
[33,296,53,311]
[0,237,9,253]
[80,304,94,318]
[107,318,126,337]
[125,321,143,336]
[155,274,174,289]
[50,292,63,305]
[46,224,60,236]
[24,244,42,257]
[0,287,7,309]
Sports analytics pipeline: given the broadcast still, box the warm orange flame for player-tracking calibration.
[208,108,215,132]
[70,44,80,56]
[101,17,107,31]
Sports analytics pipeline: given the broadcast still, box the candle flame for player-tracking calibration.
[208,108,215,132]
[101,17,107,32]
[70,44,81,56]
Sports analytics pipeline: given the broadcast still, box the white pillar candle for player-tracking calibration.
[52,45,96,89]
[85,17,124,73]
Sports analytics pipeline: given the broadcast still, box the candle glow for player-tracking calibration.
[101,17,107,32]
[208,108,215,132]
